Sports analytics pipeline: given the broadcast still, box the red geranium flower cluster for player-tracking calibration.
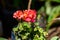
[13,10,23,20]
[13,9,36,22]
[23,10,36,22]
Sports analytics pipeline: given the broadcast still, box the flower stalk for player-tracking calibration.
[28,0,32,9]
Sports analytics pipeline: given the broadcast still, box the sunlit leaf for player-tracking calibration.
[18,23,24,31]
[46,6,60,31]
[39,36,45,40]
[45,1,52,15]
[21,35,27,40]
[23,22,28,26]
[38,28,44,33]
[23,22,31,28]
[51,36,59,40]
[25,33,30,36]
[43,32,48,37]
[34,27,37,31]
[33,34,39,40]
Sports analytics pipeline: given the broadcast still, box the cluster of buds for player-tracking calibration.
[13,9,36,22]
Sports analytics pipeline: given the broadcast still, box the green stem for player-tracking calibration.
[46,21,53,31]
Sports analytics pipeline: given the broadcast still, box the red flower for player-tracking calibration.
[13,9,36,22]
[25,18,31,22]
[13,10,23,20]
[23,9,36,22]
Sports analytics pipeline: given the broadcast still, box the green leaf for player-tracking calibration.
[43,32,48,37]
[35,22,39,26]
[39,36,45,40]
[48,6,60,23]
[23,22,31,28]
[39,0,60,3]
[25,33,30,36]
[33,34,39,40]
[38,28,44,33]
[51,36,59,40]
[21,35,27,40]
[45,1,52,15]
[0,37,7,40]
[13,27,18,32]
[28,28,32,32]
[39,0,45,1]
[23,22,28,26]
[18,23,24,31]
[51,0,60,3]
[37,6,45,14]
[34,27,38,31]
[46,6,60,31]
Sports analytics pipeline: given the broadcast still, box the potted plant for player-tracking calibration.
[12,0,60,40]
